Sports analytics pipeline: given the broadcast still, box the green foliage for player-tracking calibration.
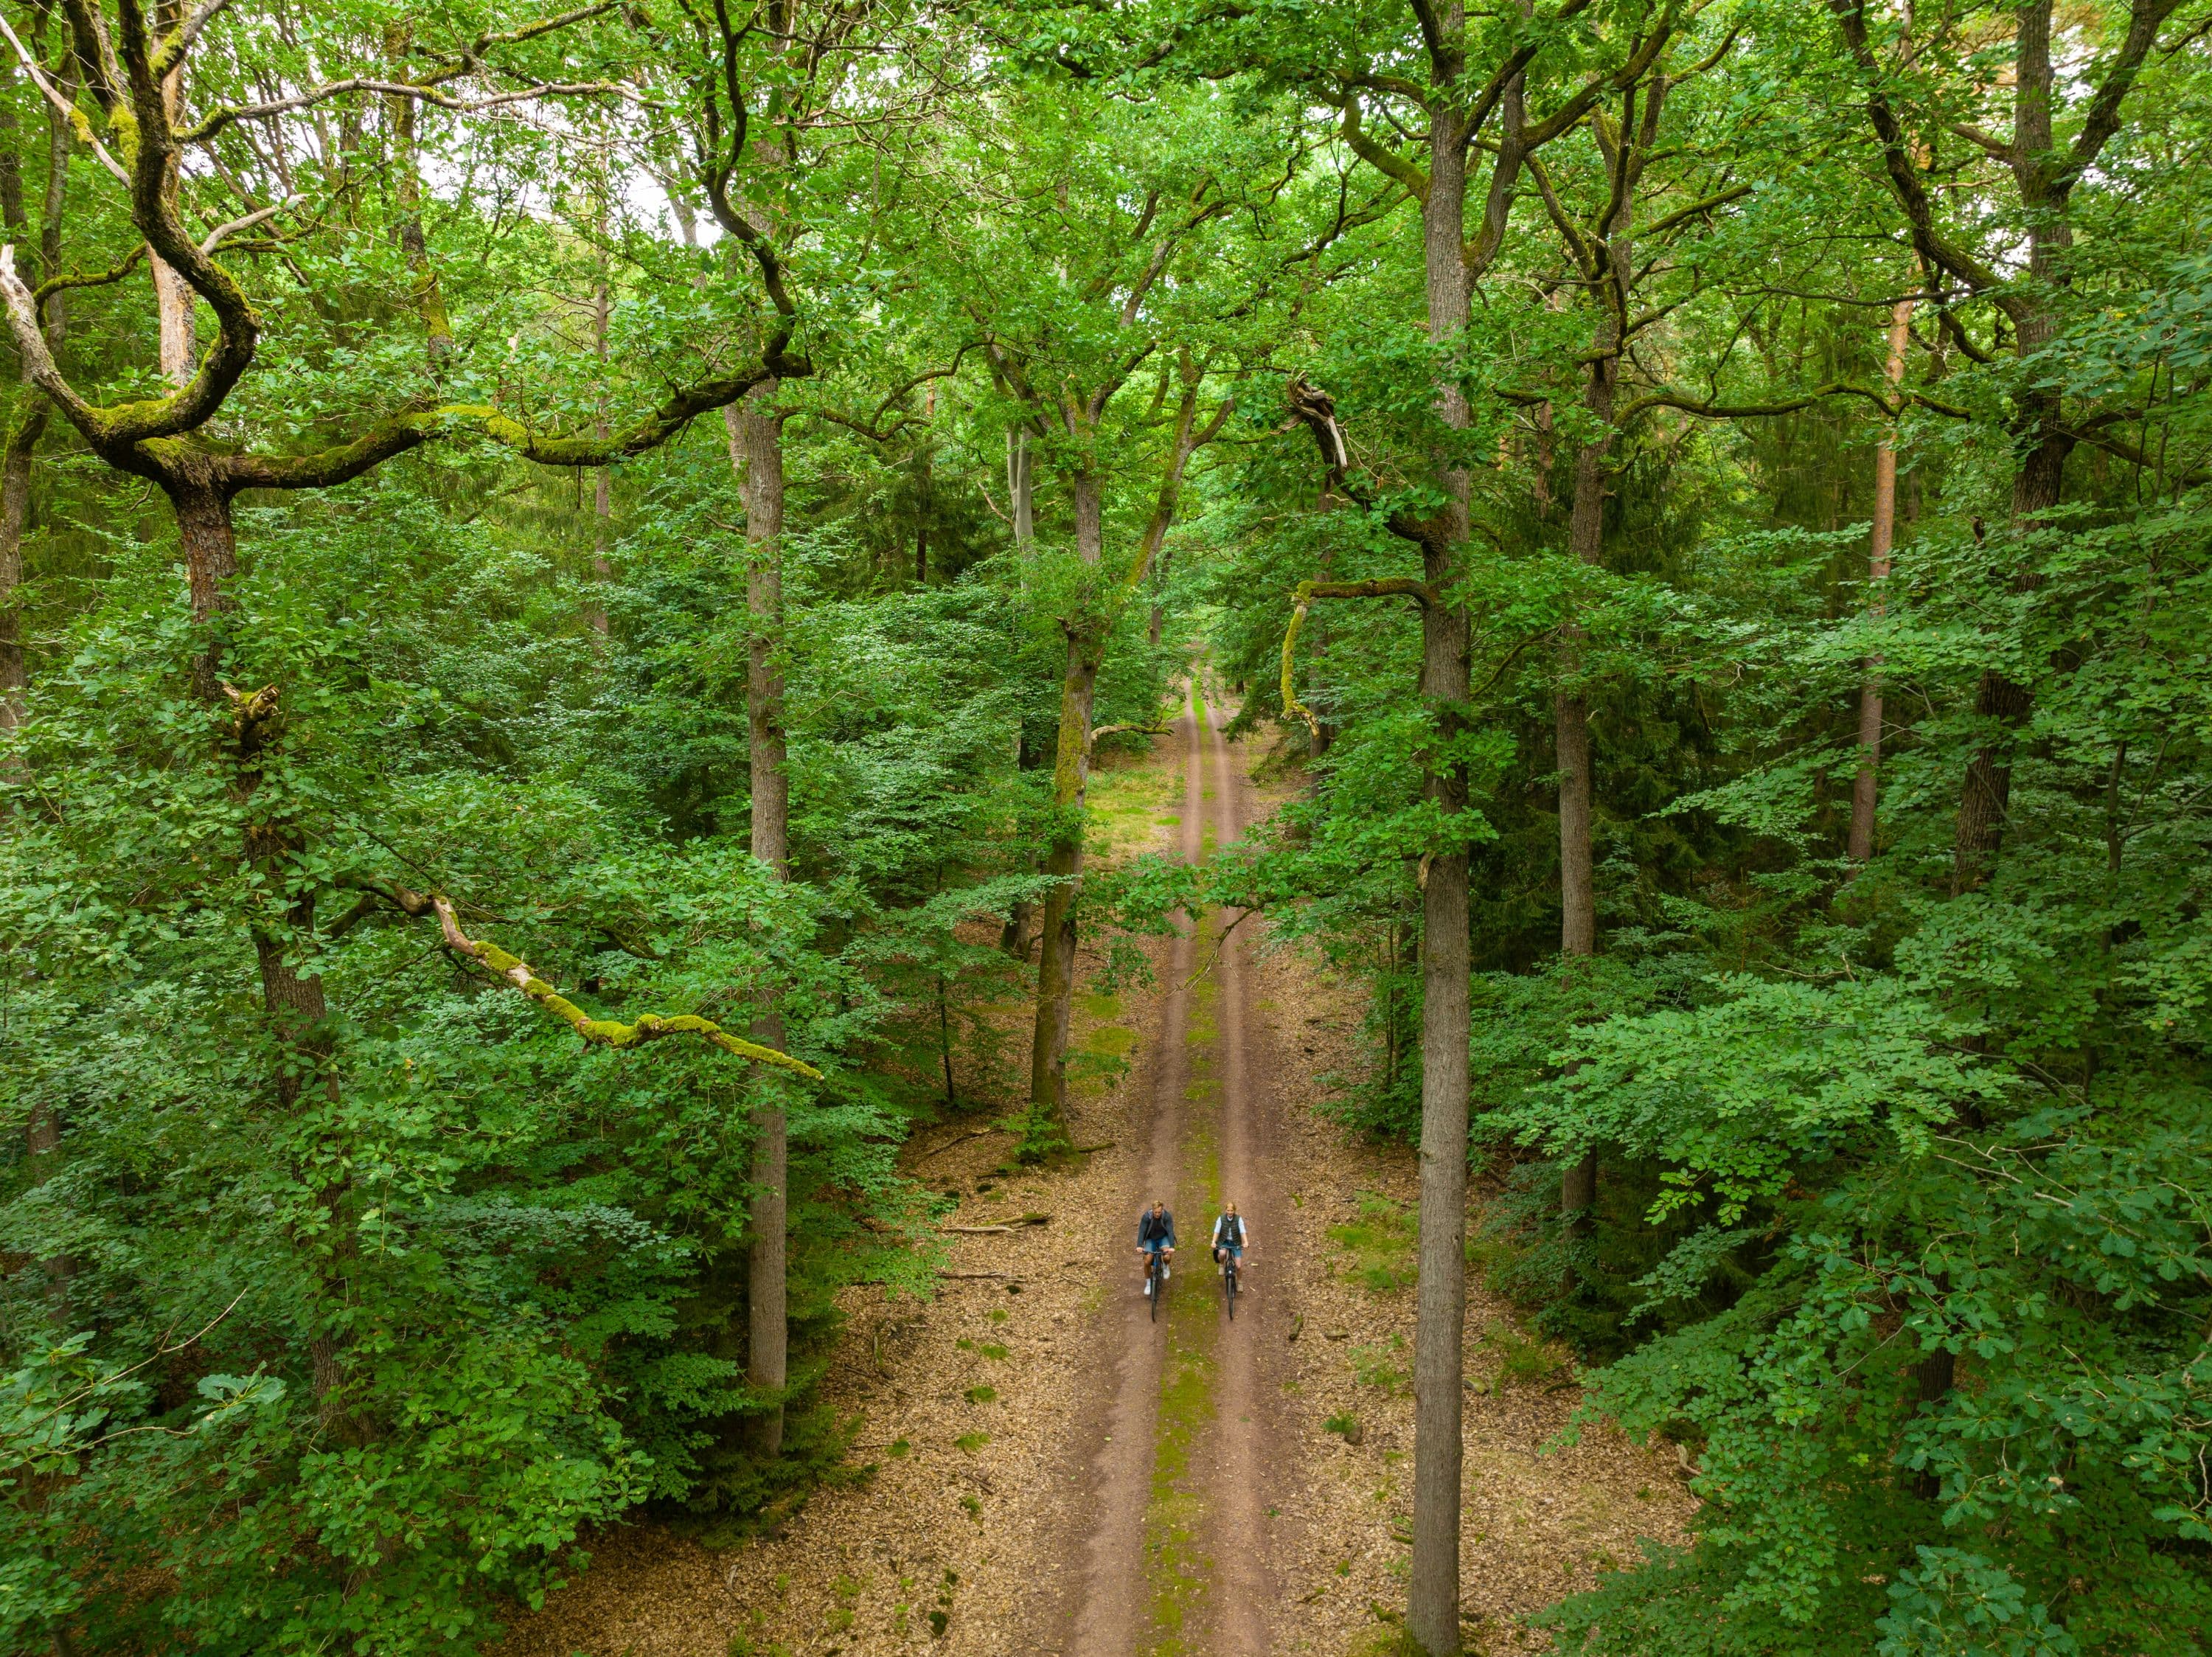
[5,1,2211,1652]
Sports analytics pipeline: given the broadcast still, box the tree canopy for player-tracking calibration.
[1,1,2208,1653]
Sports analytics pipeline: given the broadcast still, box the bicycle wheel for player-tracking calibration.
[1149,1256,1161,1322]
[1225,1260,1237,1320]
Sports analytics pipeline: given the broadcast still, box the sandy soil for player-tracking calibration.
[506,689,1694,1657]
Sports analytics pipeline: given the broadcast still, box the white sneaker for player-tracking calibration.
[1164,1265,1170,1280]
[1144,1279,1152,1296]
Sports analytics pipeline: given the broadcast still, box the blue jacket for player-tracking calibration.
[1137,1208,1176,1247]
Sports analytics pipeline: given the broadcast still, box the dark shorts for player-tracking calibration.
[1141,1239,1171,1254]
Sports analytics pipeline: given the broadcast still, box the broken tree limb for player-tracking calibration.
[913,1126,1008,1164]
[1088,720,1170,751]
[1279,576,1435,735]
[429,897,821,1079]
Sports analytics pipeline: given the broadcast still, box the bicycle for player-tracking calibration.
[1147,1247,1168,1321]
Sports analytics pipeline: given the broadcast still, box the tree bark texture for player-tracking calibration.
[1407,67,1475,1657]
[171,473,239,701]
[1848,297,1913,865]
[731,379,790,1456]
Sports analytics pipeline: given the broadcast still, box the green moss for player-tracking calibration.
[1082,1024,1136,1060]
[1328,1192,1418,1296]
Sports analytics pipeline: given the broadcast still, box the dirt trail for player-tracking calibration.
[1049,681,1287,1657]
[509,689,1695,1657]
[1051,695,1199,1657]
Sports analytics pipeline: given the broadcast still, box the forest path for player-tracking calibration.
[1046,678,1291,1657]
[507,687,1696,1657]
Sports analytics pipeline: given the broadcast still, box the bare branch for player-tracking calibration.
[0,13,128,183]
[183,77,633,145]
[199,197,293,255]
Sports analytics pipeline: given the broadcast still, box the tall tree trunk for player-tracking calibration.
[1950,1,2076,896]
[0,414,34,734]
[152,29,193,389]
[10,48,72,1322]
[1848,297,1913,865]
[0,63,43,735]
[170,470,351,1420]
[173,468,239,701]
[1001,423,1040,956]
[1554,78,1655,1242]
[1025,468,1105,1122]
[1406,68,1476,1657]
[1022,374,1220,1125]
[385,26,454,363]
[1555,313,1617,1239]
[730,381,790,1456]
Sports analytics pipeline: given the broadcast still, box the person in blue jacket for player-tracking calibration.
[1136,1201,1176,1294]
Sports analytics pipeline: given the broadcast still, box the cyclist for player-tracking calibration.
[1136,1201,1176,1295]
[1210,1202,1250,1285]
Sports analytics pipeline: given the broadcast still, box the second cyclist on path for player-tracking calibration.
[1210,1202,1249,1284]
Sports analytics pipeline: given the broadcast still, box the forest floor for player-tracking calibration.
[508,684,1694,1657]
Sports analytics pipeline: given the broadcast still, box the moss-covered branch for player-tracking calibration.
[212,364,796,493]
[431,897,821,1080]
